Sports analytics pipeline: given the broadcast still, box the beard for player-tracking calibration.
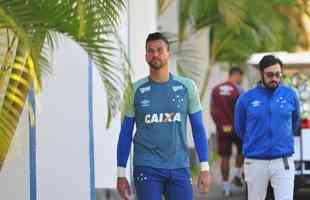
[148,60,164,70]
[262,79,279,91]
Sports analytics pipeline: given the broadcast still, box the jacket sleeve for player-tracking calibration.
[189,111,208,162]
[117,85,136,169]
[116,116,135,178]
[117,116,135,167]
[234,97,246,140]
[292,92,301,134]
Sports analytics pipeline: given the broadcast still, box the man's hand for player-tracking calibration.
[117,177,132,200]
[197,170,211,193]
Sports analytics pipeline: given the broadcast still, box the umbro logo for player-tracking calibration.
[140,99,150,107]
[251,100,261,107]
[172,85,183,92]
[219,85,234,96]
[139,86,151,94]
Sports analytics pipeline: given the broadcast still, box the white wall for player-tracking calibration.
[158,0,178,74]
[0,108,30,200]
[37,39,91,200]
[1,2,158,199]
[127,0,157,81]
[94,0,157,189]
[93,66,121,189]
[158,0,178,34]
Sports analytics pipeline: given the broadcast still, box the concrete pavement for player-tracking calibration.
[193,151,246,200]
[193,149,310,200]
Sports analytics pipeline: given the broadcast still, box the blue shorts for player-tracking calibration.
[133,166,194,200]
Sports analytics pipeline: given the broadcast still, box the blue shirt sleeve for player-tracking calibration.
[117,116,135,167]
[234,97,246,140]
[189,111,208,162]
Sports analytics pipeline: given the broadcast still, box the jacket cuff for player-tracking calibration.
[200,161,210,171]
[117,167,126,177]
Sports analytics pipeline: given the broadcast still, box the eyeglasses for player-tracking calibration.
[264,71,282,78]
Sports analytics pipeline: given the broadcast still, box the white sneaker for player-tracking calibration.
[223,188,232,197]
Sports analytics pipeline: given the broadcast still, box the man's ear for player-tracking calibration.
[260,71,265,81]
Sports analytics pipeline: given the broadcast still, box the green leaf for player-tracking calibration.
[0,0,128,171]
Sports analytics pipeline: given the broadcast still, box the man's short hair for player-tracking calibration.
[258,55,283,71]
[229,67,243,76]
[146,32,170,50]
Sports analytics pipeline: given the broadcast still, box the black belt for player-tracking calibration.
[282,157,289,170]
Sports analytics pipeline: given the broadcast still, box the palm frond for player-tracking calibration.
[158,0,175,15]
[0,1,34,49]
[0,45,33,168]
[162,32,206,87]
[179,0,194,40]
[193,0,220,30]
[0,29,18,102]
[38,45,53,76]
[0,0,127,170]
[45,31,64,52]
[167,0,308,101]
[92,0,125,28]
[217,0,246,30]
[55,2,128,127]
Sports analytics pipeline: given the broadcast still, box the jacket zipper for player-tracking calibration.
[268,93,273,158]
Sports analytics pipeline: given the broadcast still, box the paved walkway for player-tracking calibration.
[193,149,310,200]
[193,152,246,200]
[97,142,310,200]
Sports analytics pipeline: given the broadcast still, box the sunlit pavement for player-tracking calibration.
[192,155,310,200]
[193,156,246,200]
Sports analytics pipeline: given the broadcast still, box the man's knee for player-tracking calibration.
[217,141,232,156]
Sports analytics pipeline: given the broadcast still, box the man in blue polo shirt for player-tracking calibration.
[235,55,300,200]
[116,32,211,200]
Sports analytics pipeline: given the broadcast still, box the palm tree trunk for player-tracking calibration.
[199,55,215,102]
[0,44,32,170]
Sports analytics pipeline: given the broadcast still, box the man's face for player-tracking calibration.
[235,73,244,85]
[145,40,170,70]
[261,63,282,90]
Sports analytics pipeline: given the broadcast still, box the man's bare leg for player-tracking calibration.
[221,156,231,196]
[232,153,244,187]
